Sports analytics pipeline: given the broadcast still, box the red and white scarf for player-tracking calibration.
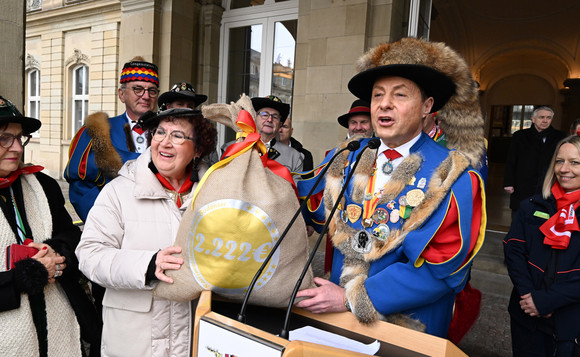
[539,182,580,249]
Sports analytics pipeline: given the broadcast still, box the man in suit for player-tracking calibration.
[503,106,566,211]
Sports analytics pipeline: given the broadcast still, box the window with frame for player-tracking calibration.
[72,65,89,135]
[27,69,41,138]
[219,0,298,145]
[390,0,433,41]
[509,105,534,134]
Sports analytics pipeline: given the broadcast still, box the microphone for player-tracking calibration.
[279,137,381,339]
[236,139,363,323]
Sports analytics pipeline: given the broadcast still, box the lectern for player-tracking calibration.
[192,291,467,357]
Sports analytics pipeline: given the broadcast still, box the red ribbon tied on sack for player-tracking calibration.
[222,110,297,197]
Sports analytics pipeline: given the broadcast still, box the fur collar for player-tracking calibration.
[85,112,124,178]
[325,138,470,261]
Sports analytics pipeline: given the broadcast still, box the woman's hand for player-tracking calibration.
[155,246,184,284]
[31,244,66,284]
[295,277,348,314]
[520,293,541,317]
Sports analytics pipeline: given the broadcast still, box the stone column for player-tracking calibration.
[0,2,25,107]
[198,0,223,103]
[118,0,161,112]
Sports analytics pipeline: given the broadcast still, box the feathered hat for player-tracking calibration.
[348,37,485,169]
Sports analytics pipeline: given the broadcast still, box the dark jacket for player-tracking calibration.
[504,194,580,343]
[0,172,102,356]
[290,136,314,178]
[503,125,566,210]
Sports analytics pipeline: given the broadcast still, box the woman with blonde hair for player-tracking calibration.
[504,135,580,356]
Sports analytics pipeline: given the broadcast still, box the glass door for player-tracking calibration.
[218,1,298,146]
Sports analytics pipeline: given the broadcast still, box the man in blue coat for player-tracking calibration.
[64,57,159,222]
[296,38,487,337]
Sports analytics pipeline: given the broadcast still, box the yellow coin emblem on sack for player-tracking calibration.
[188,199,279,295]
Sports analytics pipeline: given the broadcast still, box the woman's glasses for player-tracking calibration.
[152,127,193,145]
[0,133,31,148]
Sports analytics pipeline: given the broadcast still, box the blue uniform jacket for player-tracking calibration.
[298,134,486,337]
[64,113,139,221]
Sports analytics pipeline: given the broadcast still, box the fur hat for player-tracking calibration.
[337,99,371,128]
[349,38,485,169]
[158,82,208,109]
[0,96,41,134]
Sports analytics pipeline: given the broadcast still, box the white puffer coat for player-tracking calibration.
[76,148,208,357]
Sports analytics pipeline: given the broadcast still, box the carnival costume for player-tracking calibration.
[64,59,159,222]
[298,38,487,337]
[64,113,140,221]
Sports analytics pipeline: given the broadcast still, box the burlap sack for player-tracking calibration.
[154,95,314,307]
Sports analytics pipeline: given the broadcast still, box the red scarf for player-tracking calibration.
[539,182,580,249]
[155,171,193,207]
[0,165,44,188]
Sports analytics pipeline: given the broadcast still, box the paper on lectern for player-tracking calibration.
[288,326,380,355]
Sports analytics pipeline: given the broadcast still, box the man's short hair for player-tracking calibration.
[532,106,554,118]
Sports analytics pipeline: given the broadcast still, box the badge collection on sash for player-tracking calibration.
[339,157,427,254]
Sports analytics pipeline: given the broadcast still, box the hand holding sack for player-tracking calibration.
[154,95,314,307]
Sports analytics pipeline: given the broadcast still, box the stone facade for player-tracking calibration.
[22,0,580,176]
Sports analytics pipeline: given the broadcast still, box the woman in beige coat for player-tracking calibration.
[76,108,217,357]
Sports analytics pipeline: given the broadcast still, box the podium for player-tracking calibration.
[192,291,467,356]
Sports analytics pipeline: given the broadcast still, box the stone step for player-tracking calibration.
[470,269,513,297]
[480,229,506,257]
[469,229,512,297]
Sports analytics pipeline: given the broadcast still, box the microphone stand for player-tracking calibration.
[237,139,362,323]
[279,138,381,339]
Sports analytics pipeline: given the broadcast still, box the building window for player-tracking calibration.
[72,65,89,135]
[228,0,290,10]
[27,69,40,137]
[219,0,297,145]
[26,0,42,12]
[509,105,534,134]
[390,0,432,41]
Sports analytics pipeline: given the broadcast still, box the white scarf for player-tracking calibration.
[0,174,81,356]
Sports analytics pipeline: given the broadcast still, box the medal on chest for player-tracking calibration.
[352,229,372,254]
[382,160,394,175]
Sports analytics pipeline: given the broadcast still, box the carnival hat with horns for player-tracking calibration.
[348,37,485,169]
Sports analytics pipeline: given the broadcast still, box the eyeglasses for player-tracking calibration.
[258,111,281,121]
[130,86,159,97]
[0,133,31,148]
[152,127,193,145]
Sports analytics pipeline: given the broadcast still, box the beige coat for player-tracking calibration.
[76,148,207,357]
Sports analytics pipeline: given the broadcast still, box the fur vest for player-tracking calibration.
[0,174,81,357]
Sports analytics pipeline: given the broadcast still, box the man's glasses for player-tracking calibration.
[130,86,159,97]
[0,133,31,148]
[152,127,193,145]
[258,111,281,121]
